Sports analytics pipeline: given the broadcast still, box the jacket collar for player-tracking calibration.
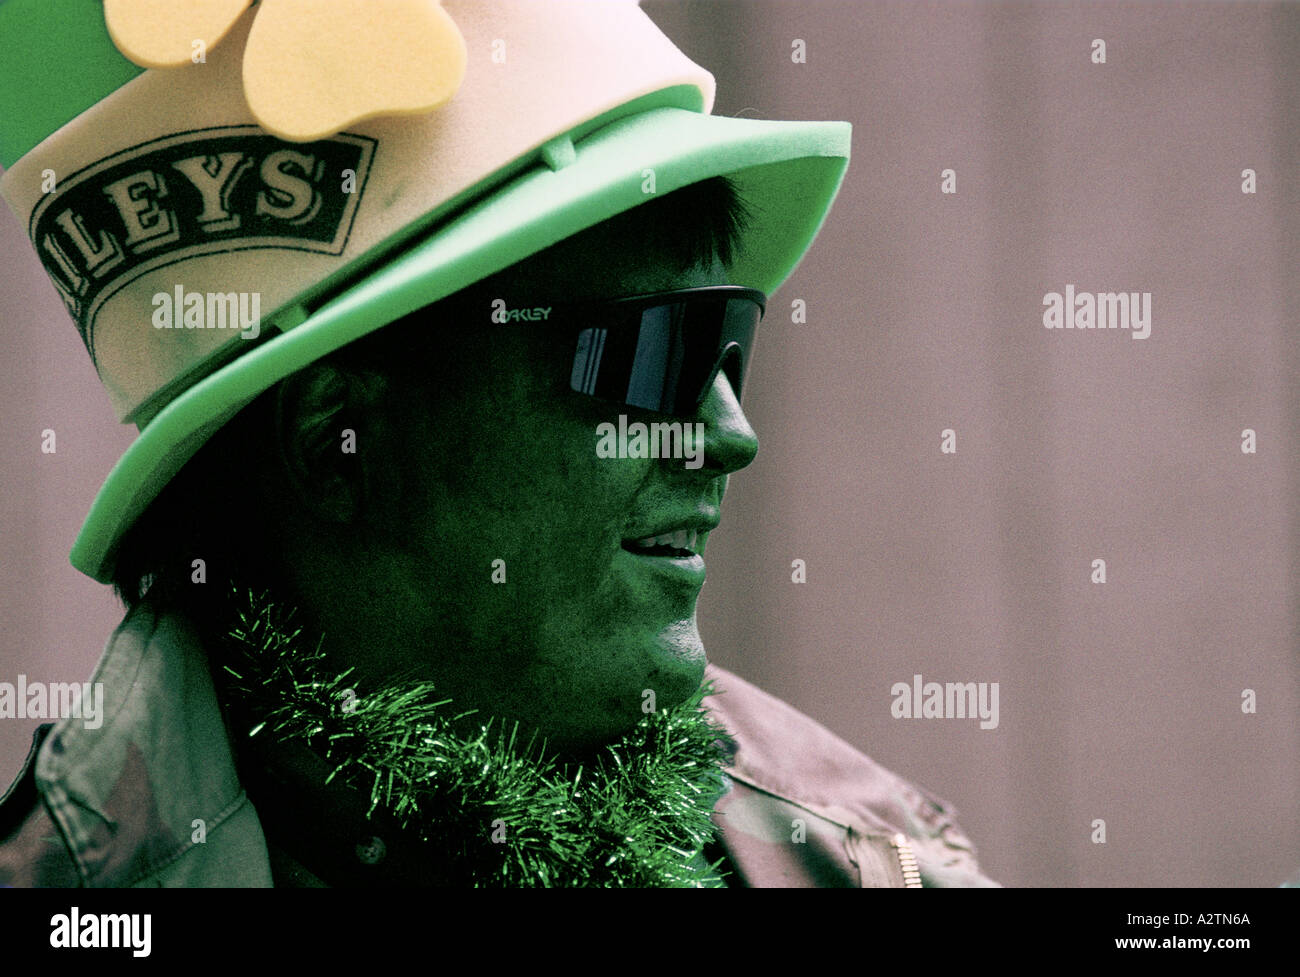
[34,598,252,886]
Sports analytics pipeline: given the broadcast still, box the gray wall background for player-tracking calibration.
[2,1,1297,886]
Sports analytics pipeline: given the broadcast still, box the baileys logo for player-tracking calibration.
[29,125,375,361]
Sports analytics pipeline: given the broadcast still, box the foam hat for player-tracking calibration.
[0,0,851,583]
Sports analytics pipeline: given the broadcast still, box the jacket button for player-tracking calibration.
[356,836,386,865]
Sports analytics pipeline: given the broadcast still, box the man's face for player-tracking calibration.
[337,215,759,756]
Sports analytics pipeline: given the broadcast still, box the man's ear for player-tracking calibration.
[273,362,386,525]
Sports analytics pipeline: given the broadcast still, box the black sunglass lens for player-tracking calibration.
[569,292,762,415]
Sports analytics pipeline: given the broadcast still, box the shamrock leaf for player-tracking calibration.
[244,0,466,141]
[104,0,253,68]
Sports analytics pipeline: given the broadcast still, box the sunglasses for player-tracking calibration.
[548,285,767,417]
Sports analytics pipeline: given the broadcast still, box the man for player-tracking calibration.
[0,0,995,886]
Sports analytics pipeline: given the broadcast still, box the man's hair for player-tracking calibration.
[110,175,751,618]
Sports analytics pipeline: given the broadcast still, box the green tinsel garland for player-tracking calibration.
[213,586,734,887]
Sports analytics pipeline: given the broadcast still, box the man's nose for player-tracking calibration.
[696,369,758,475]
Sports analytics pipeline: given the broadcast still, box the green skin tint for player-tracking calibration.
[261,209,760,758]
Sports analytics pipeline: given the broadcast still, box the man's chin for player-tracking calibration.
[646,619,708,702]
[544,635,706,759]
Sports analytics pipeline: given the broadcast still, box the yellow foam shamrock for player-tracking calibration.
[103,0,467,142]
[103,0,252,67]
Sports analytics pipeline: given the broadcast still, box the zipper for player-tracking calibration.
[891,833,923,888]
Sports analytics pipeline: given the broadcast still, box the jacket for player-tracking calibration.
[0,597,997,887]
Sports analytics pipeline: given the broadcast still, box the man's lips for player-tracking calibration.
[620,512,720,558]
[618,512,718,593]
[619,545,706,591]
[624,528,700,557]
